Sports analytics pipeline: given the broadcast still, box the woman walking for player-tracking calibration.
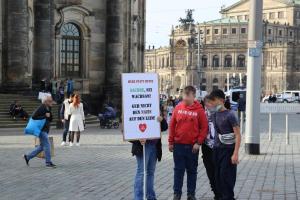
[68,94,85,146]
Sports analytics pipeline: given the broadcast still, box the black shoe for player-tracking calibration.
[187,195,196,200]
[23,155,29,166]
[46,163,57,168]
[173,194,181,200]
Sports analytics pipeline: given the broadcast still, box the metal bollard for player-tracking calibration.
[268,113,272,141]
[286,113,289,145]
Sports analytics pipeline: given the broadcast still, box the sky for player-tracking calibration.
[146,0,238,47]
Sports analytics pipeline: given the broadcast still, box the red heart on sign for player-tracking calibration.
[139,123,147,133]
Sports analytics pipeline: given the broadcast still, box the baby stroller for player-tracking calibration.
[98,106,119,129]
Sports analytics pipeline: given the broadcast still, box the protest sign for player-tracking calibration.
[122,73,161,141]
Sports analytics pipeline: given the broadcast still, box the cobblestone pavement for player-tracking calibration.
[0,114,299,200]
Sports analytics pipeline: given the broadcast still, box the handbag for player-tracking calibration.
[24,118,46,137]
[214,113,236,145]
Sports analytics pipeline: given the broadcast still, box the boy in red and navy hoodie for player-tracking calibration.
[169,86,208,200]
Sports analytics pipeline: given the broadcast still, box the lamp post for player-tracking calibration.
[197,27,203,94]
[245,0,263,155]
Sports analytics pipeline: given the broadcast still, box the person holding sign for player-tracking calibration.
[131,115,168,200]
[168,86,208,200]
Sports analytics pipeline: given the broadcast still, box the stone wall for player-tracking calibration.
[0,0,146,111]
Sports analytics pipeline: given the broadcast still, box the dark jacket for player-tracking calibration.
[131,118,168,162]
[32,104,53,133]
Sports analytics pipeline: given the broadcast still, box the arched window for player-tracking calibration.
[167,57,169,67]
[273,56,278,68]
[213,78,219,90]
[212,55,219,68]
[202,55,208,67]
[237,54,246,68]
[200,78,207,91]
[60,23,81,77]
[224,55,232,67]
[213,78,219,84]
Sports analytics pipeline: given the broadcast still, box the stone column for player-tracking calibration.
[0,0,2,86]
[33,0,53,83]
[105,0,124,106]
[4,0,29,90]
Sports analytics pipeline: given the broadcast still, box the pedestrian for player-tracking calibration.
[224,96,231,110]
[166,100,174,124]
[58,83,65,104]
[51,78,58,101]
[202,96,220,200]
[60,94,75,146]
[237,93,246,120]
[207,89,241,200]
[168,86,208,200]
[67,78,74,98]
[131,115,168,200]
[68,94,85,147]
[23,96,56,168]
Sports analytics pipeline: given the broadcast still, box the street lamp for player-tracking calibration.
[196,27,204,94]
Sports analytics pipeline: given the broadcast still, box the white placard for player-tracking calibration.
[122,73,161,141]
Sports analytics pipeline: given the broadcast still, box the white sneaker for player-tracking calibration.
[75,143,80,147]
[69,142,73,147]
[61,141,67,146]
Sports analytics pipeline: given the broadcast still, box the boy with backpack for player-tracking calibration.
[207,89,241,200]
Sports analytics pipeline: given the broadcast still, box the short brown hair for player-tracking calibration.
[183,86,196,95]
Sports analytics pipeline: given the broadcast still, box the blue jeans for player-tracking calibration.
[27,132,52,164]
[62,120,69,142]
[173,144,199,196]
[134,142,157,200]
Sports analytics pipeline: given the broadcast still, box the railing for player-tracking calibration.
[240,103,300,145]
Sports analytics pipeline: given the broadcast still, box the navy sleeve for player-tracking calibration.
[227,111,239,128]
[32,106,46,120]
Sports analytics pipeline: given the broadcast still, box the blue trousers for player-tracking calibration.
[62,120,69,142]
[134,142,157,200]
[173,144,199,196]
[27,132,52,164]
[213,147,236,200]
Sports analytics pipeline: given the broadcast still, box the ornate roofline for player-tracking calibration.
[220,0,297,14]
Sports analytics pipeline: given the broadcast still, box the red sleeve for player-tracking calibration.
[168,107,177,145]
[197,108,208,144]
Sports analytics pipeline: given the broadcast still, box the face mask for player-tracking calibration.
[215,104,223,112]
[207,107,216,113]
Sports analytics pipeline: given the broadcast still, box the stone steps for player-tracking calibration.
[0,93,99,129]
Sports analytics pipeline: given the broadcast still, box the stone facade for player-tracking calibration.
[0,0,145,109]
[145,0,300,96]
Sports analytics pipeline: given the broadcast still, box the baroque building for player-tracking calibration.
[145,0,300,96]
[0,0,145,108]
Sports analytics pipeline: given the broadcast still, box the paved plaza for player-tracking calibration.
[0,114,300,200]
